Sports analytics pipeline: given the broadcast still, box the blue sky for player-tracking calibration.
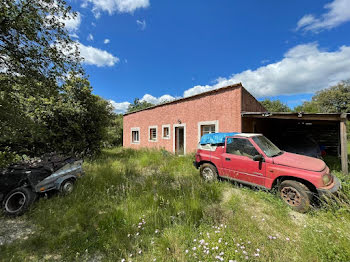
[66,0,350,113]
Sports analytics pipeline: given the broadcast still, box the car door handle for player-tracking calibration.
[225,158,231,161]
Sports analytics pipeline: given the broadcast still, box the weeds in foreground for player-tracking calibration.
[0,147,350,262]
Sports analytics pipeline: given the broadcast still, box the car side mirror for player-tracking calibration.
[253,154,263,162]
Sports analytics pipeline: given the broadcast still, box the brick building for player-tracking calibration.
[123,83,265,154]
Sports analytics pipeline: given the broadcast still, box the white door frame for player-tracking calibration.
[173,123,186,155]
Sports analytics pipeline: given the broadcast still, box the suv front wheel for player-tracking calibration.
[200,163,218,182]
[279,180,312,213]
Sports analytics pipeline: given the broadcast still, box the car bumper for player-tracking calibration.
[317,175,341,197]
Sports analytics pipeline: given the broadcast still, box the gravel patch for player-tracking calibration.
[0,216,36,246]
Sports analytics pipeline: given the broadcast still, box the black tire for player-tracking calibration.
[3,187,37,216]
[60,179,75,194]
[200,163,218,182]
[279,180,312,213]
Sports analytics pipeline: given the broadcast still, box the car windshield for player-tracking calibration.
[252,135,283,157]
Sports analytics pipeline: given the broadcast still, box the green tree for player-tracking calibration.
[127,98,154,113]
[0,75,113,160]
[312,80,350,113]
[0,1,114,166]
[46,76,113,155]
[260,99,291,112]
[293,101,320,113]
[104,114,123,147]
[0,0,82,86]
[293,80,350,113]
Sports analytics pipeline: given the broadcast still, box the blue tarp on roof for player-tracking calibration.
[200,132,239,145]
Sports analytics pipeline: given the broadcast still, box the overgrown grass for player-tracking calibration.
[1,147,350,261]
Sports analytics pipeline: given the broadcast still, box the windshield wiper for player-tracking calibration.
[271,151,284,157]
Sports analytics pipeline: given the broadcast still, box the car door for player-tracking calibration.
[222,137,266,186]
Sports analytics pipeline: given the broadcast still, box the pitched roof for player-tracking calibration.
[124,83,243,116]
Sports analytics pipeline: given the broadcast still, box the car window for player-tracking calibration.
[226,138,259,158]
[252,135,282,157]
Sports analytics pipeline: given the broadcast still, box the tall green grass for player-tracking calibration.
[1,147,350,262]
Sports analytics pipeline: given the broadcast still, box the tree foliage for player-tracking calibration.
[0,0,82,86]
[0,75,113,159]
[104,114,123,147]
[294,80,350,113]
[0,1,116,166]
[127,98,154,113]
[293,101,319,113]
[260,99,291,112]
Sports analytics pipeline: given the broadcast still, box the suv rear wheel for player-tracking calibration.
[279,180,312,213]
[200,163,218,182]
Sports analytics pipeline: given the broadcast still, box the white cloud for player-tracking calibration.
[184,43,350,98]
[296,0,350,32]
[78,43,119,67]
[140,94,175,104]
[104,39,110,44]
[110,42,350,114]
[108,94,175,114]
[59,12,81,32]
[56,41,119,67]
[109,100,131,114]
[81,1,88,8]
[82,0,150,16]
[70,33,79,39]
[260,59,270,64]
[87,33,94,41]
[47,12,81,33]
[136,19,146,30]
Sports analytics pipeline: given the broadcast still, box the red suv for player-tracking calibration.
[194,133,341,212]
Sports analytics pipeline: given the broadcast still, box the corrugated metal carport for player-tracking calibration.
[241,112,349,175]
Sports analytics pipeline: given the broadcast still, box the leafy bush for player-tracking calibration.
[0,75,114,164]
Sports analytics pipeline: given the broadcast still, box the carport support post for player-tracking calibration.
[340,115,348,175]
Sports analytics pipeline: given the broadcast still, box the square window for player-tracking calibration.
[131,130,139,143]
[163,127,169,138]
[201,124,216,137]
[149,127,157,141]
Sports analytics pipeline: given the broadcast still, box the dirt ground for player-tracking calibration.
[0,216,36,246]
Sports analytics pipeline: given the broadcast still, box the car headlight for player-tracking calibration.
[322,174,332,186]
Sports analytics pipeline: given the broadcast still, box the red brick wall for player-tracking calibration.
[123,86,243,154]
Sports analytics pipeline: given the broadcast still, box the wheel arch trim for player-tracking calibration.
[198,161,219,173]
[272,176,318,194]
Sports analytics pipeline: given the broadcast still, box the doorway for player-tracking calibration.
[174,124,186,155]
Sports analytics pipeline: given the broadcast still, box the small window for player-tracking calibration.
[149,127,157,141]
[132,130,139,143]
[226,138,259,159]
[163,126,170,138]
[201,124,216,137]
